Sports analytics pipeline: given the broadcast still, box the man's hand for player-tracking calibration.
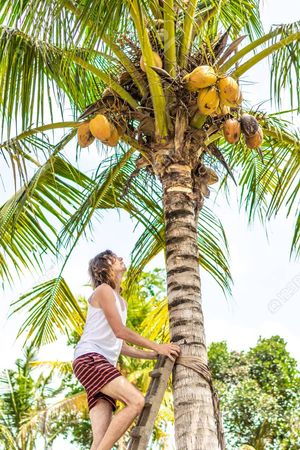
[155,342,181,362]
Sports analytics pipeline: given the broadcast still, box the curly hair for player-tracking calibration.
[88,249,122,293]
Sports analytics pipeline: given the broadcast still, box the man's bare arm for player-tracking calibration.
[120,341,158,360]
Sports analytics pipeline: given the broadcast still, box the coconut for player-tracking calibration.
[245,126,263,149]
[223,118,241,144]
[77,122,95,148]
[197,86,220,115]
[218,76,240,106]
[105,125,119,147]
[183,65,217,91]
[240,114,259,137]
[140,51,163,72]
[89,114,112,141]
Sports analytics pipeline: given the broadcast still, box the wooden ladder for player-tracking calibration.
[127,355,175,450]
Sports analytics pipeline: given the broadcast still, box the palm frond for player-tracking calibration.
[9,277,85,347]
[218,112,300,259]
[58,145,136,249]
[179,0,198,67]
[130,0,168,137]
[0,132,93,286]
[18,392,87,441]
[213,0,263,41]
[270,21,300,112]
[29,360,73,376]
[0,25,130,134]
[139,295,170,343]
[221,27,282,73]
[231,24,300,113]
[192,0,263,48]
[0,422,18,449]
[63,0,147,96]
[0,0,74,46]
[124,203,233,299]
[0,122,80,184]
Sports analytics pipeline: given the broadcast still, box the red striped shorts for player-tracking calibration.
[72,352,122,412]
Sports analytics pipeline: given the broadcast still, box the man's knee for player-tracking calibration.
[128,394,145,413]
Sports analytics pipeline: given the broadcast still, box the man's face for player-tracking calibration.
[113,254,126,272]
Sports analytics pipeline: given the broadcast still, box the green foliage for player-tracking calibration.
[0,344,66,449]
[208,336,300,449]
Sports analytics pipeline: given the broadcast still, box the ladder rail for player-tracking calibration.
[127,355,175,450]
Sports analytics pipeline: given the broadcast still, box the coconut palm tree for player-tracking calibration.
[0,1,300,448]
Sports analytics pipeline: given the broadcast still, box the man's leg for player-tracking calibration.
[95,375,145,450]
[89,399,113,450]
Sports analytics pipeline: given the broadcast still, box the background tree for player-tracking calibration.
[208,336,300,449]
[0,1,300,448]
[0,344,66,450]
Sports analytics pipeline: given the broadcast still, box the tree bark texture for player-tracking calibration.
[161,162,220,450]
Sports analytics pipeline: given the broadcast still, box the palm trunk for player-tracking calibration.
[161,162,220,450]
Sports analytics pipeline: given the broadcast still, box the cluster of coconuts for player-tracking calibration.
[183,65,263,149]
[77,114,120,148]
[223,114,263,149]
[183,65,241,116]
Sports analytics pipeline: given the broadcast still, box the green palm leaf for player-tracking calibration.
[0,25,135,134]
[124,203,233,299]
[217,112,300,258]
[0,132,93,285]
[0,422,18,450]
[58,146,232,298]
[8,277,85,347]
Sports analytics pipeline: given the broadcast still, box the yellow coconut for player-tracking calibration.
[183,65,217,91]
[197,86,219,115]
[218,76,240,106]
[105,125,120,147]
[89,114,112,141]
[140,51,163,72]
[77,122,95,148]
[223,118,241,144]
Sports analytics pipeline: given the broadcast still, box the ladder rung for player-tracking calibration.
[144,393,156,407]
[130,425,145,438]
[149,367,164,378]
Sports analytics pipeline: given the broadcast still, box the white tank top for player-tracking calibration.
[73,289,127,366]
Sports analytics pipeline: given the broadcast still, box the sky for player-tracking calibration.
[0,0,300,448]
